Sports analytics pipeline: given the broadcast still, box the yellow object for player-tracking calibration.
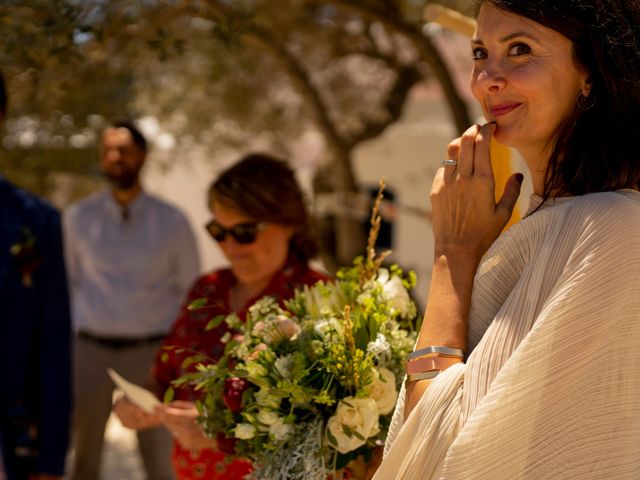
[491,140,521,229]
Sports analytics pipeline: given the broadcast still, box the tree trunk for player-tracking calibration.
[332,148,366,268]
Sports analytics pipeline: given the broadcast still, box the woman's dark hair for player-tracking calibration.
[209,153,318,262]
[476,0,640,198]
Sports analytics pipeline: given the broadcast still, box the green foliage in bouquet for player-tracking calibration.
[175,181,417,479]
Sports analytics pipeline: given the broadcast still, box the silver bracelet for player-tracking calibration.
[407,345,464,361]
[406,370,441,383]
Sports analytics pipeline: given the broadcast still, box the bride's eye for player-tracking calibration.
[472,47,487,60]
[508,43,531,56]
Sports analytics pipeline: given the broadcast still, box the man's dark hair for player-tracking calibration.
[476,0,640,200]
[0,70,7,116]
[110,120,147,152]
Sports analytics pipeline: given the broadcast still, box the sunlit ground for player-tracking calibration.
[102,414,145,480]
[65,413,144,480]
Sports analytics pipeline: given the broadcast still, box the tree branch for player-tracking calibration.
[245,26,357,191]
[328,0,471,133]
[200,0,356,190]
[346,64,422,148]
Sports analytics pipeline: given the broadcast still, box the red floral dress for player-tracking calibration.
[153,261,329,480]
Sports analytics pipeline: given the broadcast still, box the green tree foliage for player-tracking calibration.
[0,0,473,266]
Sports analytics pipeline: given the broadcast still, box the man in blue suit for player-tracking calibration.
[0,71,72,479]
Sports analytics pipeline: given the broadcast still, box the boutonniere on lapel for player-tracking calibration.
[10,227,44,288]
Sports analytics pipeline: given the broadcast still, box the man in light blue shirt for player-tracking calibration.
[64,121,200,480]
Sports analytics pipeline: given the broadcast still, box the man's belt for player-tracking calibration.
[77,330,165,349]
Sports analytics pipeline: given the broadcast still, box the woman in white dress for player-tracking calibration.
[375,1,640,478]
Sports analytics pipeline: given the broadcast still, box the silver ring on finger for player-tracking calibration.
[442,158,458,167]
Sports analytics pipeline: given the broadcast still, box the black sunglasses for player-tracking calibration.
[205,220,267,244]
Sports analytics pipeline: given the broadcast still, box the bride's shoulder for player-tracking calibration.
[488,190,640,259]
[556,191,640,256]
[567,190,640,228]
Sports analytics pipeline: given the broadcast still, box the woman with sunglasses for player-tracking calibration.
[114,153,328,479]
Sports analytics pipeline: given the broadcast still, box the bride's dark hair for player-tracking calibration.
[476,0,640,198]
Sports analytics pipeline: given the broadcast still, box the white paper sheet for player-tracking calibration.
[107,368,161,414]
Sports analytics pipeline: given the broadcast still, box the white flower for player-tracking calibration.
[325,397,380,454]
[314,318,343,339]
[269,417,293,442]
[367,368,398,415]
[252,320,266,336]
[367,333,391,357]
[235,423,256,440]
[257,409,279,426]
[377,268,412,318]
[303,282,346,318]
[274,354,295,379]
[254,388,281,409]
[356,290,373,306]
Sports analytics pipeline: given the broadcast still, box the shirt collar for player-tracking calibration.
[103,189,148,222]
[525,194,576,215]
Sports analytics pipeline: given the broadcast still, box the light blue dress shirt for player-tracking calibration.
[64,190,200,337]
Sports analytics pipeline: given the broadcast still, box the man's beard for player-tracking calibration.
[104,170,138,190]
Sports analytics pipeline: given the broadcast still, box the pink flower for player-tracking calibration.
[223,377,250,413]
[247,343,268,361]
[263,316,301,344]
[232,334,245,344]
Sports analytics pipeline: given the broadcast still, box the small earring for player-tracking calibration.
[576,91,596,111]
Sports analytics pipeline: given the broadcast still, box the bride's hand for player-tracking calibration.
[431,122,522,262]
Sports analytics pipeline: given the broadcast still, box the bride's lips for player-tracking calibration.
[488,102,521,117]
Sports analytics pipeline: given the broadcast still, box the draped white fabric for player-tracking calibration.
[375,190,640,479]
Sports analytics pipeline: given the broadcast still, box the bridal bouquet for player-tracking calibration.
[176,184,417,479]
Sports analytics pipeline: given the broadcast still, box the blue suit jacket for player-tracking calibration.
[0,178,71,478]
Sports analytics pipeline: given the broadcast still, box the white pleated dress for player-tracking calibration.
[375,190,640,479]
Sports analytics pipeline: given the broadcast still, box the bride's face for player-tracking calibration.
[470,3,590,158]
